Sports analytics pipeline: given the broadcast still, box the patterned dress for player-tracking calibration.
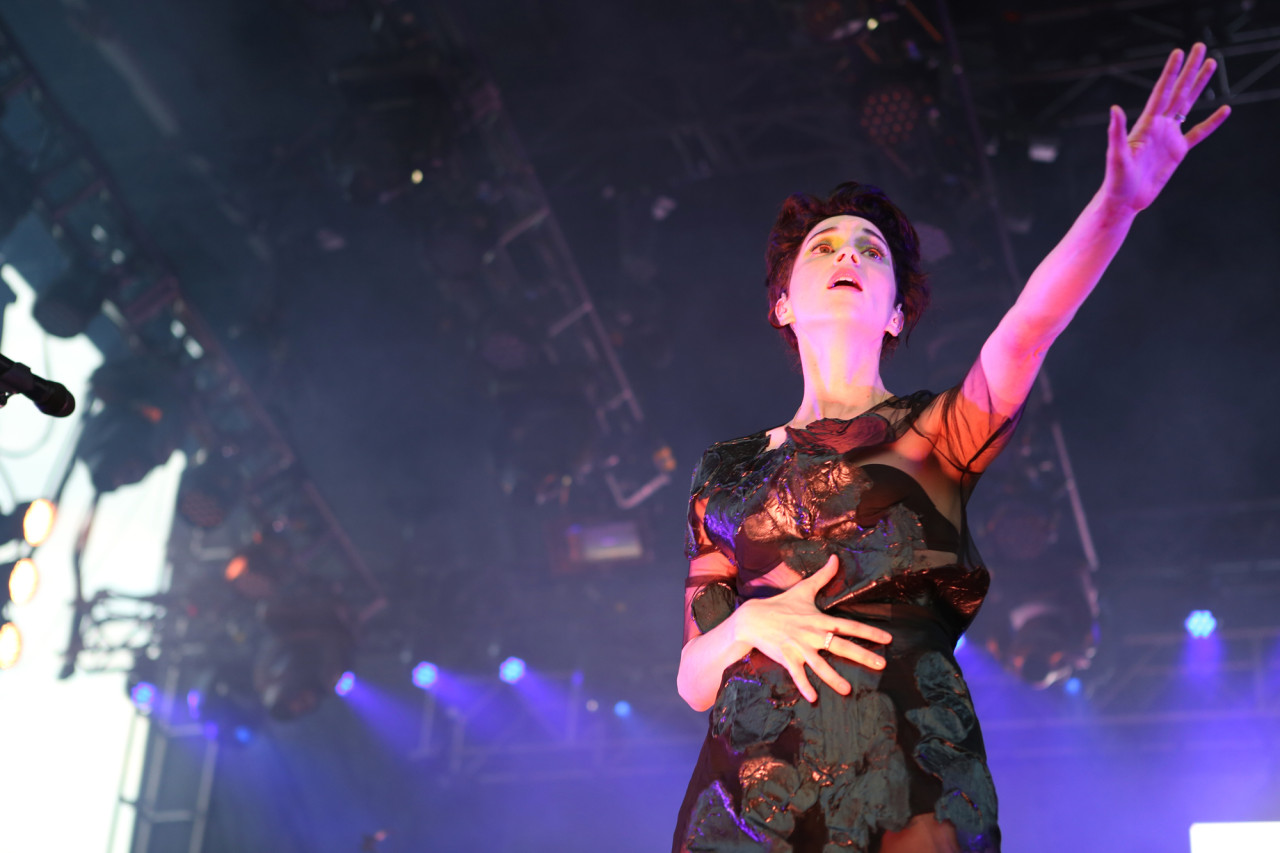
[673,378,1021,853]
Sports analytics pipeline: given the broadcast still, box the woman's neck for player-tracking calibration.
[789,330,890,427]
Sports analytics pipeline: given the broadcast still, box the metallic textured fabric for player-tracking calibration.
[677,390,1013,853]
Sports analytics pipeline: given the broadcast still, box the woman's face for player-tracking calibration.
[776,214,902,345]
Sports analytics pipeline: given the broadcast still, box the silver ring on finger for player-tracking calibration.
[1174,112,1187,123]
[823,631,835,651]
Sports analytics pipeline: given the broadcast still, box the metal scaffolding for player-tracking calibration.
[0,16,385,853]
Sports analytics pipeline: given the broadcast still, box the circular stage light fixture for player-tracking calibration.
[177,455,242,529]
[412,662,439,689]
[130,681,158,713]
[498,656,526,684]
[335,671,356,696]
[0,500,56,548]
[21,499,55,546]
[0,621,22,669]
[6,558,38,606]
[1185,609,1218,639]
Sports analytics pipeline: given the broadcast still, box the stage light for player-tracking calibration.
[1005,603,1078,688]
[860,83,924,149]
[498,656,526,684]
[552,516,652,573]
[130,681,158,712]
[126,652,163,714]
[650,195,677,221]
[6,558,38,605]
[254,590,354,720]
[976,578,1098,689]
[31,264,116,338]
[74,357,187,494]
[1028,137,1060,164]
[21,499,55,546]
[177,454,242,529]
[335,671,355,696]
[412,662,439,689]
[1185,610,1218,639]
[564,521,644,565]
[0,621,21,669]
[0,500,56,547]
[224,536,292,600]
[613,700,632,718]
[1064,677,1082,696]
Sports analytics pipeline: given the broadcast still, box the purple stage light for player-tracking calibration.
[335,671,356,695]
[498,656,526,684]
[187,689,203,717]
[130,681,157,712]
[613,700,632,718]
[1185,610,1218,639]
[412,662,439,689]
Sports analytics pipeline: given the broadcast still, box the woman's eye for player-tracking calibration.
[863,246,885,260]
[811,243,833,254]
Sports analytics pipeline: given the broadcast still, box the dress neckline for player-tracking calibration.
[764,395,905,454]
[783,393,901,433]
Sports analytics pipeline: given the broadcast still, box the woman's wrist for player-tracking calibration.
[1092,184,1144,224]
[728,598,759,652]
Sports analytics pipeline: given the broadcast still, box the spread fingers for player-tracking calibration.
[827,636,887,671]
[804,651,852,697]
[785,659,819,704]
[830,618,893,646]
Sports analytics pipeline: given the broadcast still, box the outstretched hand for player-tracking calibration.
[1102,43,1231,213]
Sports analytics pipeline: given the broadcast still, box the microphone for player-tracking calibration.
[0,353,76,417]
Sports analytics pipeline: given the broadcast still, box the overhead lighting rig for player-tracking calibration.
[73,355,188,494]
[324,3,673,512]
[0,13,387,664]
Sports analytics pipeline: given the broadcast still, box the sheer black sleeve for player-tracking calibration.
[681,444,741,645]
[914,356,1026,489]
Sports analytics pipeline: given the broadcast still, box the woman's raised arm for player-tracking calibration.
[977,43,1231,417]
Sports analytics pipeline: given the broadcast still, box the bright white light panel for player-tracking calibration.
[1190,822,1280,853]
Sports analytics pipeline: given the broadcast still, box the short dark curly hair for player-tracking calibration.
[765,181,930,358]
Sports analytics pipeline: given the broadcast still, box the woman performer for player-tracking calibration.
[673,45,1229,853]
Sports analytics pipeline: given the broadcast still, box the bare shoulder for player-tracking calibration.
[764,425,788,451]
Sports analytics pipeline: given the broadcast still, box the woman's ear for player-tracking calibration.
[774,293,793,326]
[886,305,905,337]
